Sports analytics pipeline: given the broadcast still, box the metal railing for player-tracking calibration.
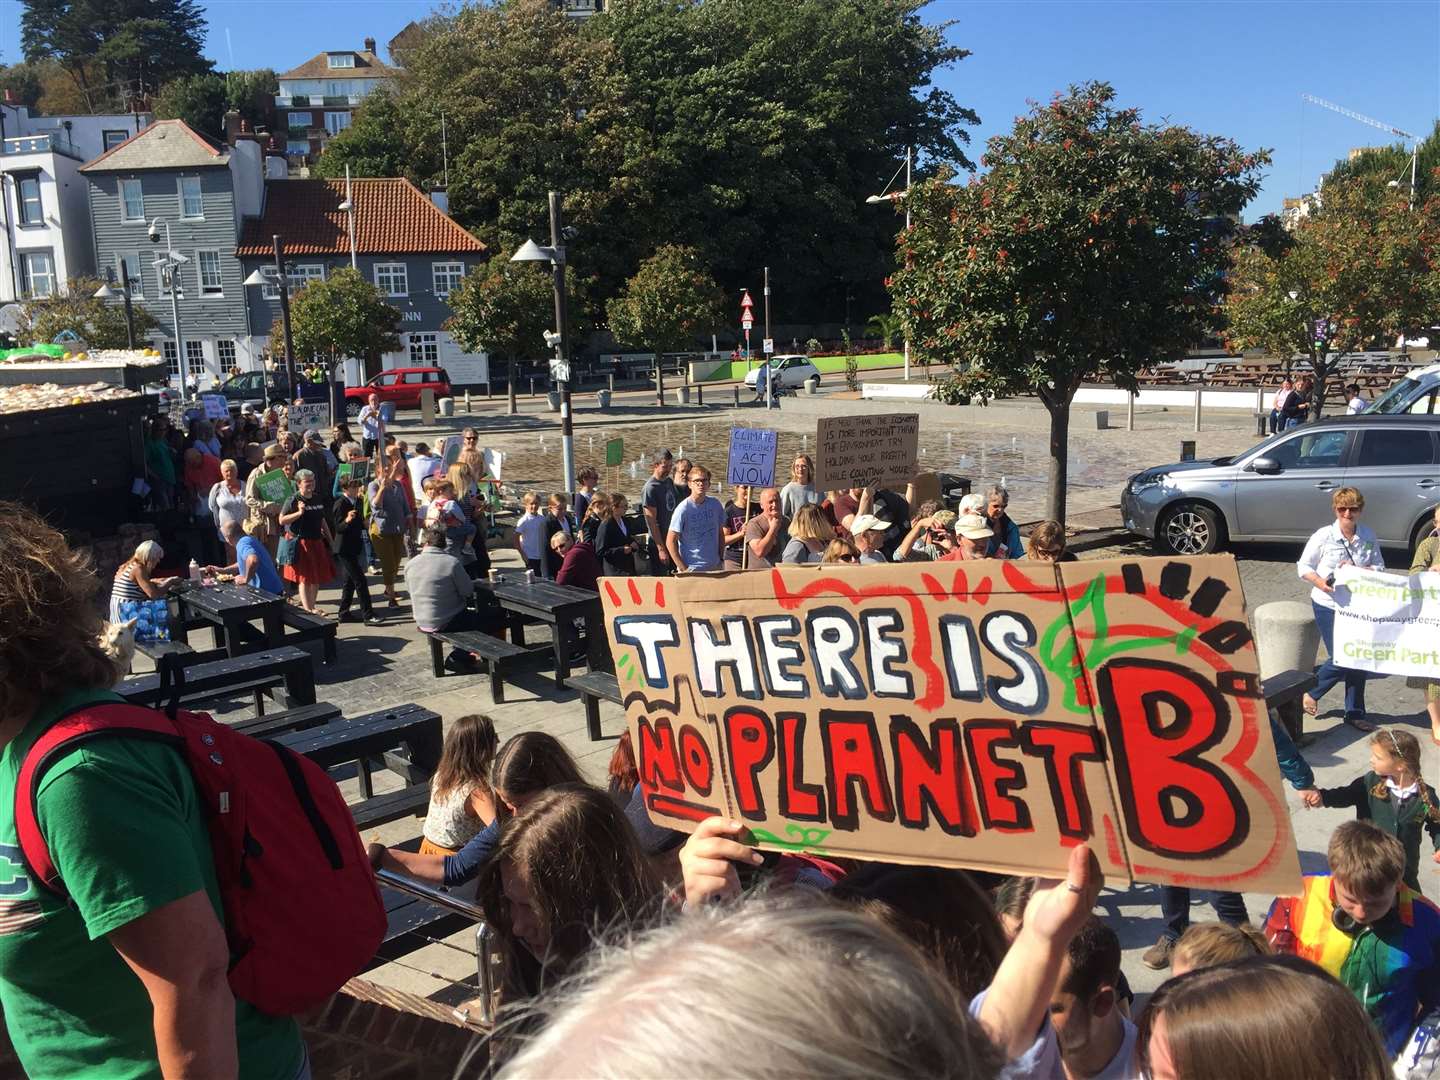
[375,868,498,1025]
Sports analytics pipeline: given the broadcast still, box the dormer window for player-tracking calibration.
[327,53,356,68]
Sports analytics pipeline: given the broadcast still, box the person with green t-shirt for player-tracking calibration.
[0,502,307,1079]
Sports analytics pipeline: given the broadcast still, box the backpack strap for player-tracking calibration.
[15,703,183,898]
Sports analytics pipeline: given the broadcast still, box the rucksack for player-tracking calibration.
[14,672,387,1016]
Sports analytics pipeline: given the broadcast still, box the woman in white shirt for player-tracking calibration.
[1295,486,1387,731]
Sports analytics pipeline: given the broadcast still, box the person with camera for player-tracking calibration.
[1297,486,1387,732]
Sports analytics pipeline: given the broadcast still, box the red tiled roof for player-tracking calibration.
[234,179,485,257]
[278,49,398,81]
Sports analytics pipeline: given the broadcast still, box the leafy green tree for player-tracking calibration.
[889,82,1267,523]
[311,89,414,181]
[276,268,401,381]
[1224,176,1440,415]
[1325,119,1440,207]
[153,73,228,140]
[445,252,555,414]
[0,61,44,108]
[865,312,902,351]
[607,245,724,403]
[22,275,158,348]
[225,68,278,129]
[21,0,212,111]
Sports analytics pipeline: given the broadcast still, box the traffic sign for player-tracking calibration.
[740,290,754,312]
[550,359,571,383]
[742,317,754,329]
[763,338,774,354]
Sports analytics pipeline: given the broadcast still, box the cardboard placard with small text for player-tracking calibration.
[601,555,1301,894]
[814,412,919,490]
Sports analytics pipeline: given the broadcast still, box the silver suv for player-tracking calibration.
[1122,415,1440,555]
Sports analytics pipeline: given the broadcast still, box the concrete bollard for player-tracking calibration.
[1096,410,1109,430]
[674,386,690,406]
[530,377,537,397]
[733,386,741,408]
[1253,601,1321,680]
[464,389,472,413]
[437,396,454,417]
[546,391,560,413]
[1193,389,1203,432]
[596,389,611,411]
[805,378,819,395]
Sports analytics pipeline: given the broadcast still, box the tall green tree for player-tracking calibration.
[153,72,227,140]
[445,252,555,415]
[225,68,278,130]
[1325,119,1440,208]
[311,90,413,181]
[21,0,212,111]
[889,82,1267,523]
[1224,176,1440,414]
[277,268,401,381]
[607,245,725,401]
[22,275,158,349]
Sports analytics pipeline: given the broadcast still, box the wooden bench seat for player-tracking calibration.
[568,670,622,741]
[280,605,338,664]
[118,645,316,714]
[350,783,431,830]
[228,700,342,738]
[427,629,530,704]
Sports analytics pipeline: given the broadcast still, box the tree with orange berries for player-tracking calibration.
[888,82,1267,523]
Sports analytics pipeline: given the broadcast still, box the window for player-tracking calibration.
[327,53,355,68]
[120,178,144,222]
[1266,430,1348,471]
[185,340,206,381]
[323,111,351,136]
[432,262,464,299]
[261,262,324,300]
[325,81,353,97]
[103,129,128,151]
[374,263,407,297]
[20,252,54,298]
[162,340,180,380]
[16,175,42,225]
[286,139,310,156]
[116,252,144,298]
[375,372,400,387]
[288,111,313,130]
[197,250,223,295]
[407,333,439,366]
[178,176,203,219]
[1356,429,1435,468]
[217,339,237,371]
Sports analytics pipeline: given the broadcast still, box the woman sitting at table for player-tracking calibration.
[109,540,178,623]
[278,468,335,615]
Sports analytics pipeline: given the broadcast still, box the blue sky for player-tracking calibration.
[1,0,1436,219]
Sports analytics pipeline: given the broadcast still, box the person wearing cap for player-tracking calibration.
[243,443,291,557]
[849,513,891,565]
[897,508,958,561]
[641,450,677,575]
[940,513,997,561]
[295,428,332,499]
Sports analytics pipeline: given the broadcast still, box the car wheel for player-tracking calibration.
[1157,503,1224,556]
[344,399,361,419]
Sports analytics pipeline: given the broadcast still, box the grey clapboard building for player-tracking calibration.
[236,178,490,387]
[80,119,269,385]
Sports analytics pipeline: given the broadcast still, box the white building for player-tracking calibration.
[0,104,152,303]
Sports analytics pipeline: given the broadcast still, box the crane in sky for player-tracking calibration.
[1302,94,1419,208]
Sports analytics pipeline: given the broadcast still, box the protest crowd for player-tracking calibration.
[3,410,1440,1080]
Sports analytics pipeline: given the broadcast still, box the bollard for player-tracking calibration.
[1255,411,1268,437]
[530,377,537,397]
[733,386,740,408]
[1180,439,1196,462]
[1126,392,1135,431]
[486,381,493,399]
[464,389,472,413]
[1193,389,1202,433]
[1096,410,1109,430]
[608,372,616,393]
[696,384,703,406]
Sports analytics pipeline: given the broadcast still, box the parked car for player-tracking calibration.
[1122,414,1440,556]
[1364,362,1440,415]
[211,371,330,409]
[342,367,452,417]
[743,355,821,390]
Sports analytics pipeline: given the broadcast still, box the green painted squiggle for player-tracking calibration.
[747,823,832,854]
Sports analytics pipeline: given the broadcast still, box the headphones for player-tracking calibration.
[1331,905,1360,936]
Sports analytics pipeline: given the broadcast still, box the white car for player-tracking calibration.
[743,355,821,389]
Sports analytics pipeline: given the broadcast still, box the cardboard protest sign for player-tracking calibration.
[201,394,229,420]
[605,437,625,468]
[337,460,371,485]
[814,412,919,490]
[254,467,295,505]
[601,555,1301,894]
[288,402,328,431]
[1331,567,1440,677]
[726,427,778,487]
[482,447,503,481]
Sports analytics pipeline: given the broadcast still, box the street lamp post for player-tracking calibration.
[148,218,191,402]
[866,146,912,381]
[244,237,298,404]
[511,191,575,497]
[92,259,136,348]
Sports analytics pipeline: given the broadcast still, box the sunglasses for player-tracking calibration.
[1337,506,1362,515]
[838,555,858,563]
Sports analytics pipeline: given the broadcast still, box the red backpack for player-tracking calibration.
[15,684,387,1016]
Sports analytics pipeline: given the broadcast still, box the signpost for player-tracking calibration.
[601,555,1301,893]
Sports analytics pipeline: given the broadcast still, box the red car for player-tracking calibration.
[343,367,452,417]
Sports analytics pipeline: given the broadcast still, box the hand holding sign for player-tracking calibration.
[679,817,764,907]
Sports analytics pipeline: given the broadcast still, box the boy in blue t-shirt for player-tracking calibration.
[666,466,725,572]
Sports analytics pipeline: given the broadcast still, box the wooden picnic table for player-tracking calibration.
[476,577,610,689]
[277,702,443,799]
[173,581,285,659]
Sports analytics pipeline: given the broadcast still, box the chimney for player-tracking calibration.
[3,89,14,105]
[224,109,243,146]
[364,36,376,54]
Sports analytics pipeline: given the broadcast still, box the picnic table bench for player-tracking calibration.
[350,783,431,830]
[118,646,316,713]
[173,582,286,659]
[227,700,342,738]
[278,702,442,799]
[426,628,541,703]
[568,670,622,741]
[479,577,610,690]
[279,605,339,664]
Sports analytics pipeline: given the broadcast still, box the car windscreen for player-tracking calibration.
[1367,376,1421,414]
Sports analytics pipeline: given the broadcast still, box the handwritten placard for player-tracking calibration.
[201,394,229,420]
[601,555,1300,893]
[288,402,328,431]
[726,427,778,487]
[814,412,919,489]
